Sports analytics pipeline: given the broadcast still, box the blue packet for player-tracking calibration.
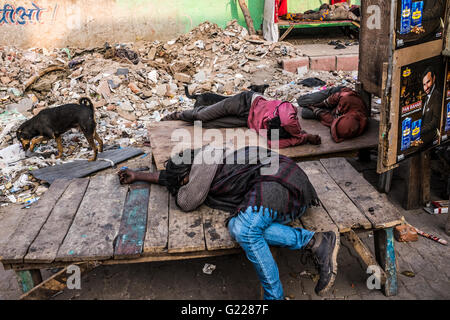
[400,0,412,34]
[411,1,423,28]
[411,119,422,141]
[401,117,412,151]
[445,102,450,131]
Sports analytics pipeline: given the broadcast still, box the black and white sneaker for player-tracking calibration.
[301,107,318,120]
[310,231,340,296]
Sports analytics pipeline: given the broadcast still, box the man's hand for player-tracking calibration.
[118,169,137,185]
[307,134,321,145]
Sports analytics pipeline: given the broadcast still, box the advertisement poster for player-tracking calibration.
[441,66,450,142]
[397,55,445,162]
[396,0,446,49]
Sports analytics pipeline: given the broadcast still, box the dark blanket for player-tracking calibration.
[204,147,319,222]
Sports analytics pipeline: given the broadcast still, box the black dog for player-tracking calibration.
[184,84,269,108]
[17,97,103,161]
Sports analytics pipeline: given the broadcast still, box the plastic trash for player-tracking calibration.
[62,48,71,60]
[8,88,22,97]
[0,110,27,126]
[147,70,158,83]
[202,263,216,275]
[68,59,84,69]
[116,68,129,76]
[194,40,205,49]
[0,144,26,165]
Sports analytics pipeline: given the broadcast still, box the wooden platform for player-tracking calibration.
[278,19,359,41]
[278,19,357,29]
[0,157,401,299]
[148,116,379,171]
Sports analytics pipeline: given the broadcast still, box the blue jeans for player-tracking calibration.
[228,206,315,300]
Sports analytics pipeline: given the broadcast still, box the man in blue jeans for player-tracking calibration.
[118,145,340,299]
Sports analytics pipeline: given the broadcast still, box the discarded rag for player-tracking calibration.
[299,77,326,87]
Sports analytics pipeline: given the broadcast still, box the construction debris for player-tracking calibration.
[394,224,418,242]
[0,20,358,206]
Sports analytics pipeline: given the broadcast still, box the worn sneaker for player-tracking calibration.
[301,107,317,120]
[310,231,340,296]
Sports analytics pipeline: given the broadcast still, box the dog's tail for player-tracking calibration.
[184,84,197,100]
[79,97,94,112]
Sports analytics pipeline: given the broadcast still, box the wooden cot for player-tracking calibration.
[0,156,401,300]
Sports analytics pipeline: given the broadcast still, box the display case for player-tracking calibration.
[359,0,449,173]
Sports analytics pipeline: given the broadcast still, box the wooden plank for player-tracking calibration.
[403,154,422,210]
[7,249,243,271]
[56,175,128,262]
[377,61,391,174]
[300,205,338,233]
[20,262,100,300]
[374,227,398,296]
[201,205,239,251]
[402,150,431,209]
[278,25,294,42]
[320,158,402,229]
[15,270,42,294]
[420,151,431,205]
[0,179,72,264]
[358,0,392,96]
[298,161,372,232]
[113,186,150,259]
[143,183,169,254]
[343,230,387,285]
[278,19,355,28]
[148,118,379,171]
[24,178,90,263]
[167,196,205,254]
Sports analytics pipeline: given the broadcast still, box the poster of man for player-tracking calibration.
[397,55,445,162]
[442,67,450,142]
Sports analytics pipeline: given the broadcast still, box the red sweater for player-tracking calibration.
[319,88,368,142]
[247,96,308,148]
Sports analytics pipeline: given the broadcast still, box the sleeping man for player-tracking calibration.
[118,145,340,300]
[299,87,369,143]
[162,90,322,148]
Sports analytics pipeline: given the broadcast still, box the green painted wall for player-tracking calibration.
[115,0,360,33]
[115,0,265,32]
[288,0,361,13]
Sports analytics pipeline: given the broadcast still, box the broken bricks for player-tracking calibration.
[0,19,358,208]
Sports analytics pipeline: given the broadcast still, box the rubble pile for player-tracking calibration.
[0,20,357,206]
